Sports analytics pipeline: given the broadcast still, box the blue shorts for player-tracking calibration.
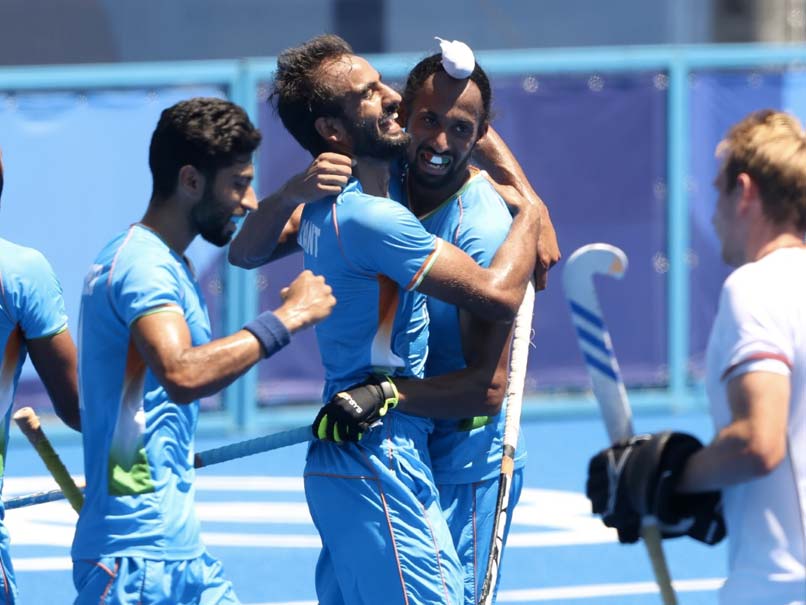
[438,468,524,605]
[72,551,239,605]
[0,541,18,605]
[305,411,463,605]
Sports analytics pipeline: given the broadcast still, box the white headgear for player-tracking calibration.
[435,37,475,80]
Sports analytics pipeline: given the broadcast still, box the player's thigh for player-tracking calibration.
[73,557,133,605]
[0,546,18,605]
[73,554,240,605]
[306,469,461,605]
[314,547,346,605]
[439,469,525,603]
[184,551,240,605]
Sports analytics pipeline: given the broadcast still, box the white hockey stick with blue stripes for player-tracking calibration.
[563,243,677,605]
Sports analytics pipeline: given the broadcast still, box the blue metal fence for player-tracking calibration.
[3,44,805,430]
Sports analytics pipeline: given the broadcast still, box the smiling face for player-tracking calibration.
[405,71,486,194]
[191,155,256,247]
[321,55,410,160]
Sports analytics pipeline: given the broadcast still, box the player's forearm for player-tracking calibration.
[481,202,540,313]
[473,127,531,194]
[228,191,301,268]
[677,420,784,492]
[474,126,549,213]
[395,369,505,419]
[160,332,265,403]
[475,128,560,290]
[27,331,81,432]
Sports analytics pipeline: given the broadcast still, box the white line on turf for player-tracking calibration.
[238,578,724,605]
[496,578,725,601]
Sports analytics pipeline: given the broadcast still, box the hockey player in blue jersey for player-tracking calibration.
[391,49,553,604]
[230,35,551,605]
[71,98,335,605]
[0,146,81,603]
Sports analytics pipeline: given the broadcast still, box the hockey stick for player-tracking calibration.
[12,407,84,513]
[4,424,312,510]
[562,243,677,605]
[478,280,535,605]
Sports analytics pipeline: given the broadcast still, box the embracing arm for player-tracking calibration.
[228,193,302,267]
[313,310,513,441]
[229,153,353,268]
[27,329,81,431]
[474,127,560,290]
[418,195,539,321]
[677,371,790,493]
[396,310,512,418]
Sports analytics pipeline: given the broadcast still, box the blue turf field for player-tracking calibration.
[3,410,727,604]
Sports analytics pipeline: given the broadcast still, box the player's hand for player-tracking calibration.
[586,432,725,545]
[534,201,560,291]
[281,153,353,203]
[274,270,336,333]
[312,375,399,443]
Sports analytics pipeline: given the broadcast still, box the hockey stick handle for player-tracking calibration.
[193,425,311,468]
[12,407,84,513]
[478,280,535,605]
[4,423,312,510]
[502,280,535,451]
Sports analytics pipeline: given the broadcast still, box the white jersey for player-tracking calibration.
[705,247,806,605]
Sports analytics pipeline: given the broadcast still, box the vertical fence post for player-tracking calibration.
[222,62,261,432]
[667,54,691,405]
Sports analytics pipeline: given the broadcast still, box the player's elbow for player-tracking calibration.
[743,434,786,476]
[228,245,258,269]
[482,287,520,322]
[54,402,81,432]
[464,371,505,416]
[58,409,82,433]
[161,371,200,404]
[482,382,505,416]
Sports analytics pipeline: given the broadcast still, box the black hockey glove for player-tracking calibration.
[586,431,726,545]
[312,375,399,443]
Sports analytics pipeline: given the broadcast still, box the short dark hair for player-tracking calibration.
[149,97,262,198]
[403,54,493,130]
[271,34,354,157]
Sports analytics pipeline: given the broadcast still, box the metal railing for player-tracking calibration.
[3,43,805,430]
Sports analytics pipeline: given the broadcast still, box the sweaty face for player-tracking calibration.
[325,55,410,160]
[191,158,256,247]
[406,72,484,191]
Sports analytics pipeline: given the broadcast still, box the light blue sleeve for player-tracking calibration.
[14,247,68,339]
[113,258,184,327]
[337,193,440,290]
[455,180,512,269]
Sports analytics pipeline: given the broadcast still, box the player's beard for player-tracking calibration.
[347,112,410,161]
[191,186,236,247]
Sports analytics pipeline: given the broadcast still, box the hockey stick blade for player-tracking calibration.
[563,243,677,605]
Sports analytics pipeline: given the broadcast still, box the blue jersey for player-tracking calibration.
[0,238,67,603]
[299,178,441,404]
[0,238,68,498]
[72,224,210,560]
[391,170,528,484]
